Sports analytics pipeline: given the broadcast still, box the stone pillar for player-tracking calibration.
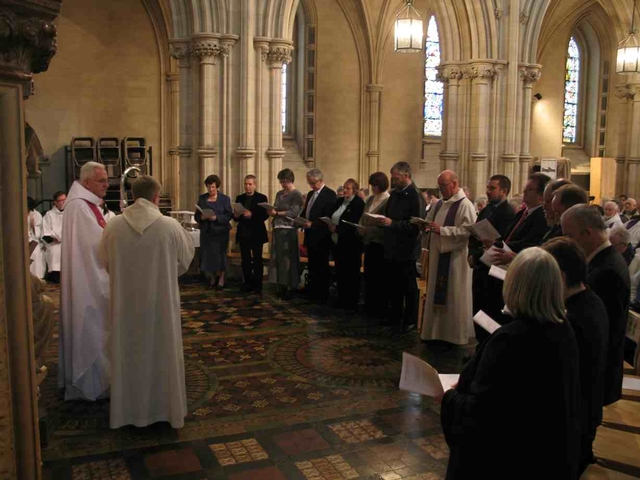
[219,36,237,196]
[166,72,180,200]
[502,0,521,190]
[190,36,221,188]
[466,63,496,198]
[265,42,293,203]
[254,38,270,190]
[0,1,61,477]
[364,84,383,183]
[519,66,540,188]
[615,85,636,196]
[438,66,463,172]
[627,85,640,198]
[170,42,193,209]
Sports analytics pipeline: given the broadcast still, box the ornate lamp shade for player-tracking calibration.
[617,33,640,74]
[394,0,423,53]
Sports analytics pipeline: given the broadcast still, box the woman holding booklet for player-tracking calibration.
[440,247,580,479]
[327,178,365,310]
[265,168,304,299]
[357,172,390,317]
[195,175,233,290]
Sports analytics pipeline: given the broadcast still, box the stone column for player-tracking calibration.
[627,85,640,198]
[364,84,383,183]
[438,66,463,172]
[219,36,236,196]
[0,1,61,477]
[254,38,270,190]
[170,42,193,209]
[190,36,221,188]
[166,72,180,200]
[466,63,496,198]
[265,42,293,203]
[519,66,541,188]
[615,85,635,196]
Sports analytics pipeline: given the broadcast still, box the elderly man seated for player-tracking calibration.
[609,226,640,302]
[603,201,624,229]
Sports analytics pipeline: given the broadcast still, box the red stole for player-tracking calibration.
[83,199,107,228]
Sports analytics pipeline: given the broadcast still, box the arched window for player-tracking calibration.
[563,37,580,144]
[424,15,443,137]
[282,63,288,133]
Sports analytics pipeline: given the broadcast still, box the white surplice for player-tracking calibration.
[99,198,195,429]
[420,190,477,345]
[28,210,46,279]
[43,206,64,272]
[58,181,110,400]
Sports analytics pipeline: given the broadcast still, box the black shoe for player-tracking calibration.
[215,283,225,292]
[240,283,252,293]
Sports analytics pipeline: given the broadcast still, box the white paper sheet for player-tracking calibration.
[410,216,428,225]
[232,202,246,215]
[464,219,501,242]
[320,216,335,227]
[258,202,276,210]
[622,376,640,391]
[286,216,308,227]
[473,310,501,334]
[365,213,386,220]
[488,265,507,281]
[399,352,458,398]
[479,243,513,268]
[341,219,360,228]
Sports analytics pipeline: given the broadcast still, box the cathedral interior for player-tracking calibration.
[1,0,640,478]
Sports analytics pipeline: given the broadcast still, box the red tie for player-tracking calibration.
[505,209,528,243]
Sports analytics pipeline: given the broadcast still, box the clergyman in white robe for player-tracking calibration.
[28,209,46,279]
[100,193,195,429]
[59,180,110,400]
[420,188,477,345]
[43,205,64,273]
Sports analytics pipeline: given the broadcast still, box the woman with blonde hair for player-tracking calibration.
[440,247,580,479]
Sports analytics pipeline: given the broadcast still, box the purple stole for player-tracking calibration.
[432,198,464,307]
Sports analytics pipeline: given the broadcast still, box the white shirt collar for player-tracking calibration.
[526,204,543,214]
[587,240,611,264]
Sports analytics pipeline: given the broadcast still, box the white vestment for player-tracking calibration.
[420,190,477,345]
[605,213,623,230]
[627,220,640,247]
[43,206,64,272]
[28,210,46,279]
[58,181,110,400]
[99,198,195,429]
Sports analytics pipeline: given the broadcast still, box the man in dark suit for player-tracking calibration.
[541,178,572,244]
[492,172,551,265]
[302,168,337,303]
[468,175,515,341]
[380,161,425,331]
[234,175,269,293]
[562,204,630,406]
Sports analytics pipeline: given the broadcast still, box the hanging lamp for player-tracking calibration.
[394,0,423,53]
[617,0,640,73]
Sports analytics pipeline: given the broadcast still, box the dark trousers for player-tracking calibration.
[239,241,264,290]
[472,266,507,344]
[364,242,388,317]
[307,241,332,302]
[334,243,362,309]
[387,259,418,327]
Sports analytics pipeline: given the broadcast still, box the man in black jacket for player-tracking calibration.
[302,168,337,303]
[380,161,425,331]
[234,175,269,293]
[541,178,572,243]
[562,204,630,406]
[468,175,515,341]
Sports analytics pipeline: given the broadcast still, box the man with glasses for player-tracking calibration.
[42,191,67,283]
[302,169,337,303]
[59,161,111,401]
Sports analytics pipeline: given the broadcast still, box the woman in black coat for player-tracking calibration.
[328,178,365,310]
[195,174,233,290]
[440,247,581,480]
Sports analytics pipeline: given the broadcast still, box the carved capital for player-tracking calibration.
[615,85,637,100]
[519,68,541,85]
[464,65,496,80]
[0,4,61,93]
[520,11,529,24]
[267,45,293,67]
[495,8,504,20]
[169,44,190,59]
[190,41,225,58]
[438,65,463,83]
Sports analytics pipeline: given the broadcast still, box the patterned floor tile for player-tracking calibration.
[71,458,131,480]
[413,435,449,460]
[272,428,331,455]
[143,448,202,477]
[328,419,386,443]
[227,465,288,480]
[209,438,269,465]
[295,454,359,479]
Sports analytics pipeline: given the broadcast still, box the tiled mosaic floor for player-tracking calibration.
[40,281,640,479]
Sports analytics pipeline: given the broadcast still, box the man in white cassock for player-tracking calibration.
[42,191,66,283]
[420,170,477,345]
[100,175,195,429]
[59,162,111,400]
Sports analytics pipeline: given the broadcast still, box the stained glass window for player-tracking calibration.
[424,16,443,137]
[282,63,288,133]
[563,37,580,143]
